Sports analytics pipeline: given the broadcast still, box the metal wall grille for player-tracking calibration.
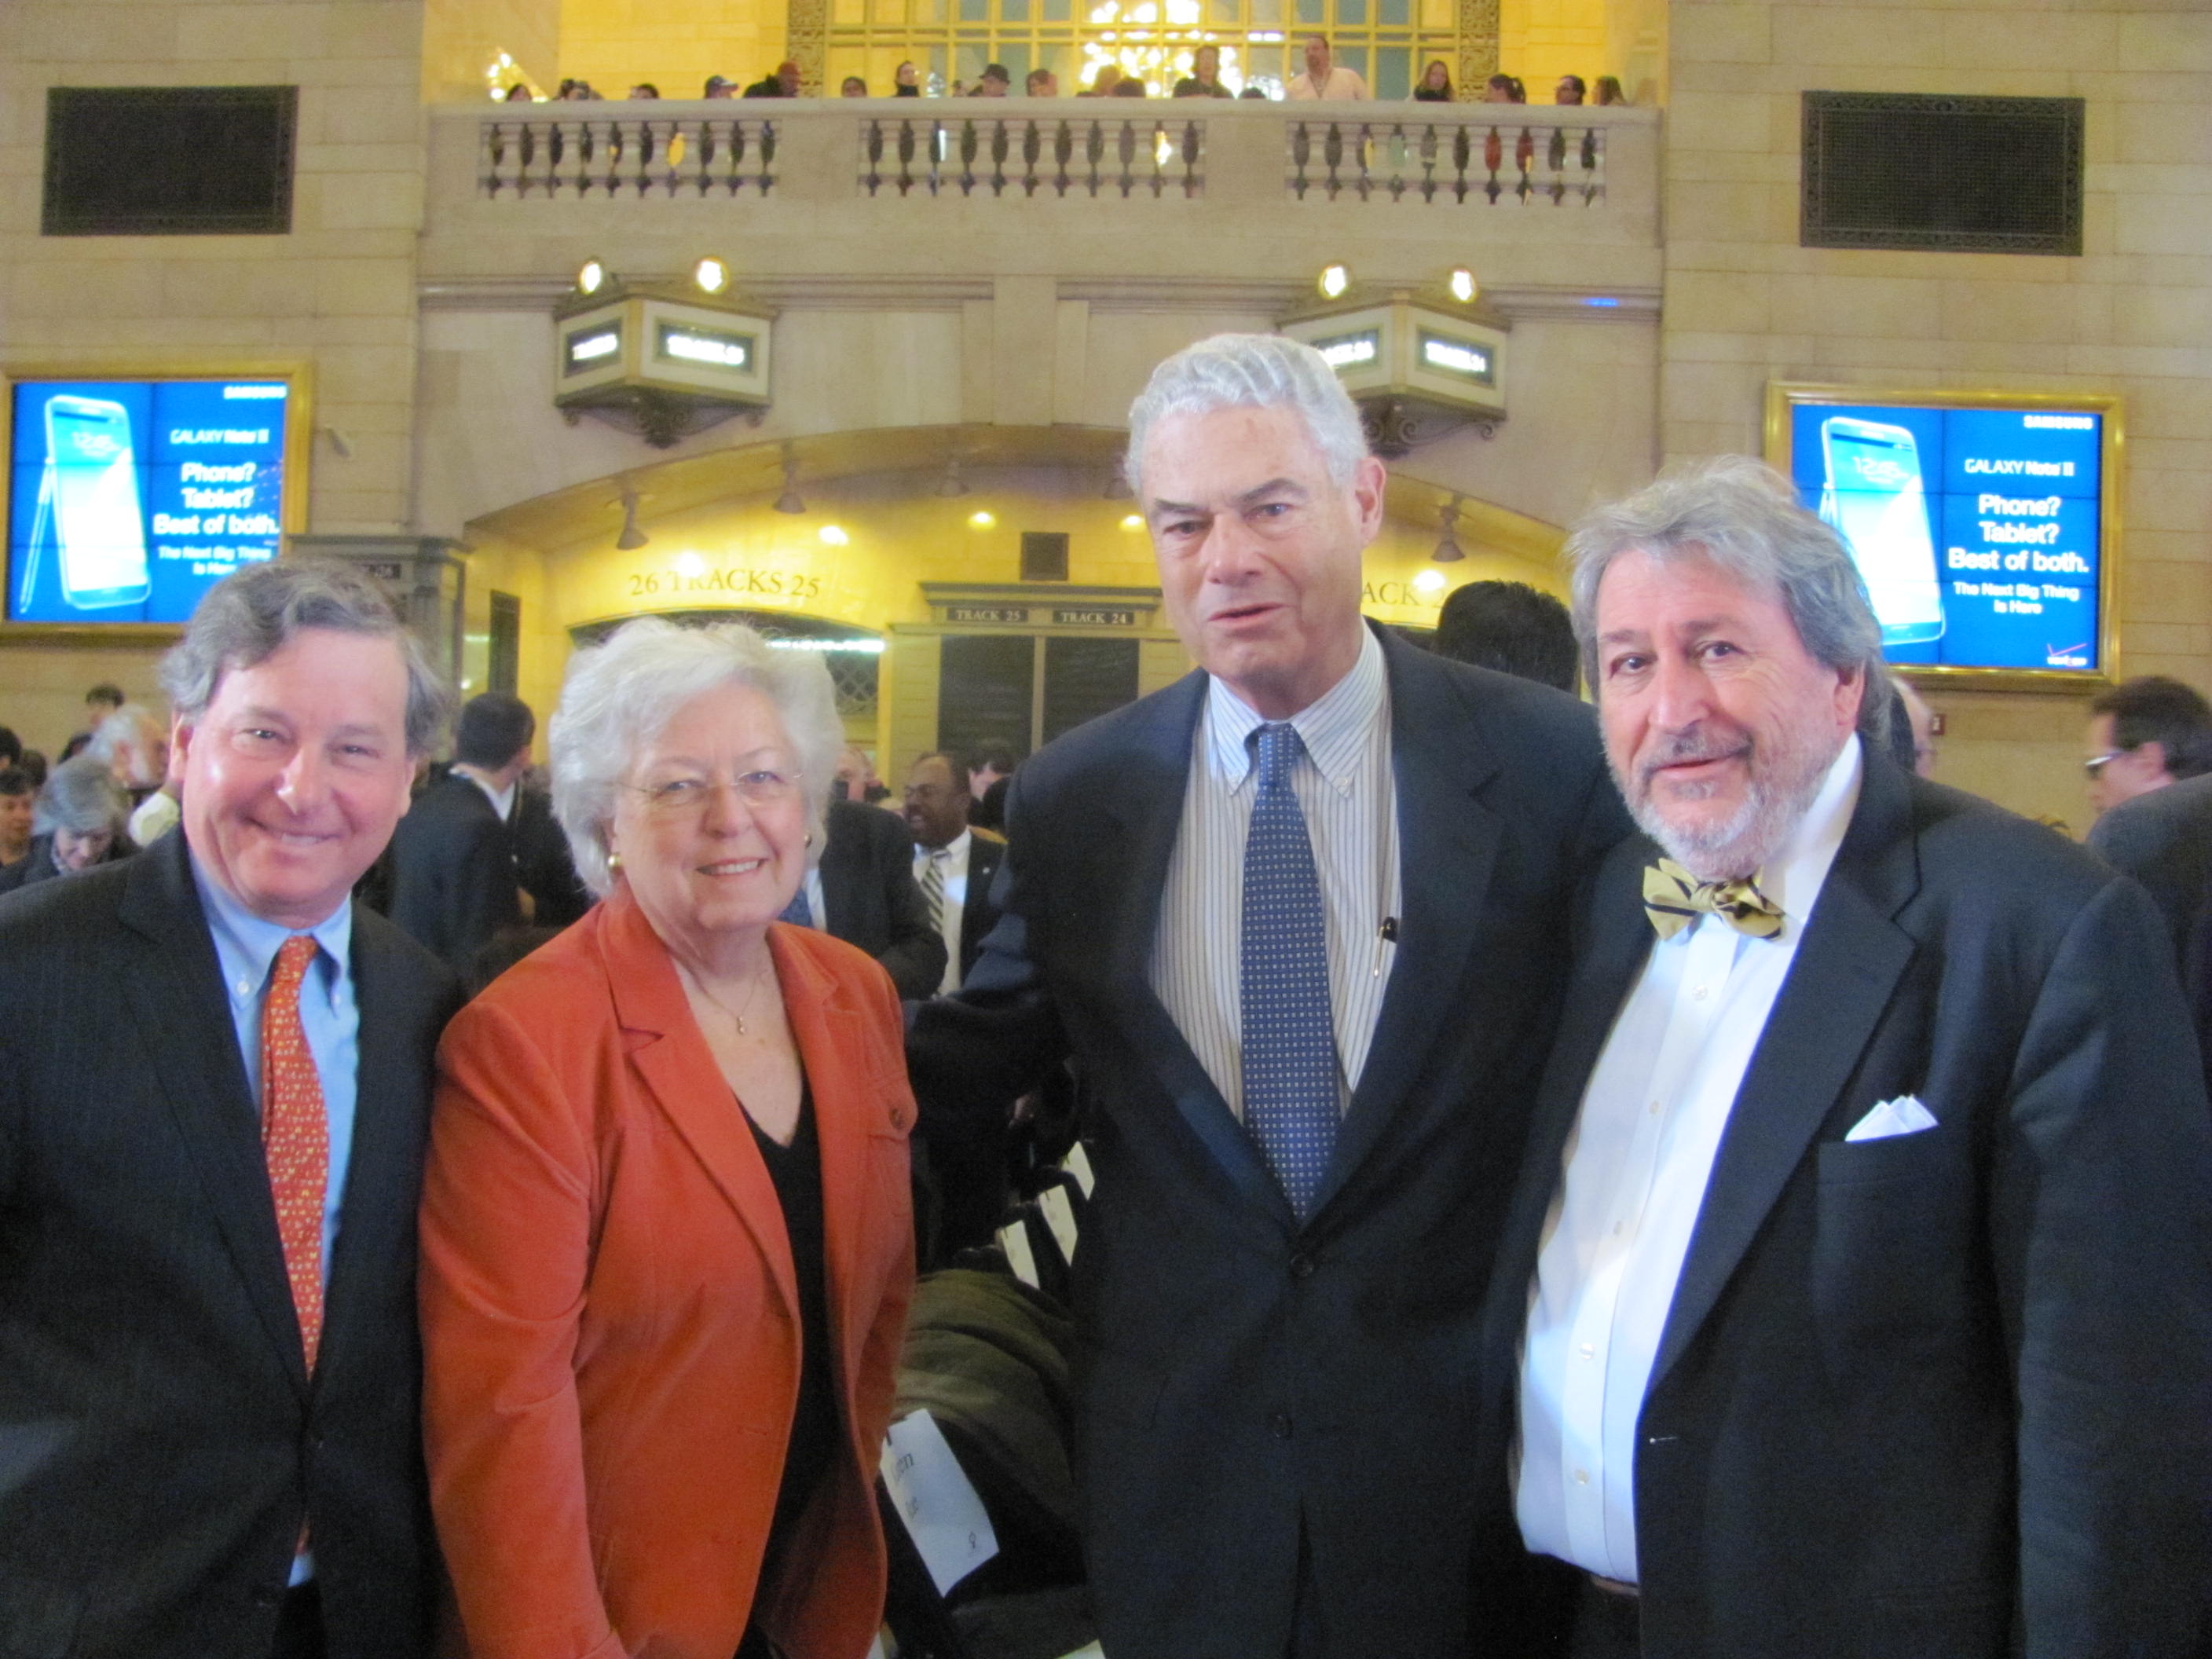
[1801,91,2082,256]
[44,86,297,236]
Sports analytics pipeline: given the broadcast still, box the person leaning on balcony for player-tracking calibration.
[1287,31,1369,98]
[419,619,915,1659]
[1078,61,1123,96]
[1593,74,1627,104]
[744,60,800,97]
[1173,43,1233,97]
[841,75,869,96]
[972,63,1012,96]
[1414,58,1454,101]
[705,75,736,97]
[1026,66,1059,95]
[894,59,921,95]
[1555,73,1585,104]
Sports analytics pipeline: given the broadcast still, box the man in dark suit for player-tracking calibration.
[386,690,533,972]
[901,749,1005,992]
[788,793,946,999]
[1485,459,2212,1658]
[907,335,1628,1658]
[0,560,464,1658]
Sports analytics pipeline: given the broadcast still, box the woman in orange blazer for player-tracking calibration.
[420,619,914,1659]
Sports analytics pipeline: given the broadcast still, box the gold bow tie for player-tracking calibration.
[1643,858,1785,942]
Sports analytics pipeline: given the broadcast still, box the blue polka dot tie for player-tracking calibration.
[1241,722,1339,1221]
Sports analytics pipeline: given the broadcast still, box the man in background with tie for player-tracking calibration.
[1486,458,2212,1657]
[907,333,1628,1657]
[902,749,1005,996]
[0,560,464,1658]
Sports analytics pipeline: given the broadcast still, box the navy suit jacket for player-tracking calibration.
[907,624,1629,1659]
[0,830,463,1658]
[1481,753,2212,1657]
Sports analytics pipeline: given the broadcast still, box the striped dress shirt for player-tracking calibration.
[1149,626,1402,1121]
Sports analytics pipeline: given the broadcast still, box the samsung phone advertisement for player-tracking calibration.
[1786,402,2104,674]
[8,379,289,624]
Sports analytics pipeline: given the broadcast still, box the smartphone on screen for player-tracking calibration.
[1818,416,1944,647]
[44,395,151,611]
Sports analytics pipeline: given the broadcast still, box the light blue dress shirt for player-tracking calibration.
[190,855,361,1290]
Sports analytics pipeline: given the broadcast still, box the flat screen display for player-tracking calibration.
[1782,398,2105,675]
[9,379,289,624]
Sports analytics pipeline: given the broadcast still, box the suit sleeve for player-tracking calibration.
[418,998,627,1659]
[906,770,1071,1144]
[866,812,948,1001]
[1993,874,2212,1656]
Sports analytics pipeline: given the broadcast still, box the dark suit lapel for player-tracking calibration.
[1650,755,1921,1386]
[320,912,424,1375]
[1094,671,1296,1225]
[1313,632,1503,1217]
[119,833,309,1390]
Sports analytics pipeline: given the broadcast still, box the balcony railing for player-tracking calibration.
[464,101,1639,212]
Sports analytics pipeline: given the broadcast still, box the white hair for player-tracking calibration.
[548,618,844,899]
[1124,333,1370,500]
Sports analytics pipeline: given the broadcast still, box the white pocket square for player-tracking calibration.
[1844,1094,1938,1142]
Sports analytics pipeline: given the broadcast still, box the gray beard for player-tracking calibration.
[1621,726,1843,884]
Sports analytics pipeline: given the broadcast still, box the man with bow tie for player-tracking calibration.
[1482,457,2212,1658]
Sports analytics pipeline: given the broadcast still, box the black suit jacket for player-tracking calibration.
[1482,752,2212,1658]
[386,771,522,972]
[952,831,1005,987]
[906,625,1630,1659]
[0,830,463,1659]
[819,797,947,1001]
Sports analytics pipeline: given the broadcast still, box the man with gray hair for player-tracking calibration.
[1481,457,2212,1657]
[0,558,463,1658]
[908,332,1628,1657]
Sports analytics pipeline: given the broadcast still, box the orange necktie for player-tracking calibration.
[262,935,328,1372]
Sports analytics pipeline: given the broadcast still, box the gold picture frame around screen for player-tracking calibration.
[1764,382,2122,694]
[0,360,313,643]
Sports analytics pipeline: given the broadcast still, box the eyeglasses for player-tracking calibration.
[623,770,801,815]
[2082,750,2126,778]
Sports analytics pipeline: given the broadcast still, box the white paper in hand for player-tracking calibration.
[1037,1184,1080,1265]
[998,1219,1040,1289]
[881,1409,999,1595]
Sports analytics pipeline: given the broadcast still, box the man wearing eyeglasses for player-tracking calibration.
[2086,675,2212,984]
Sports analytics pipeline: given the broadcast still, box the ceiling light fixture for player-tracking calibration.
[1433,494,1465,562]
[1318,262,1351,300]
[774,450,806,515]
[615,487,649,551]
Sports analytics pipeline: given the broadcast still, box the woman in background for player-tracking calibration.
[1414,59,1453,101]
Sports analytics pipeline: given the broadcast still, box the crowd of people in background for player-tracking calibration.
[504,34,1633,104]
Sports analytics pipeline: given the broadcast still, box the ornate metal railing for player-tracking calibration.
[1286,119,1606,206]
[482,116,780,198]
[856,115,1203,199]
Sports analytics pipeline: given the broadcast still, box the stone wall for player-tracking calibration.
[1662,0,2212,832]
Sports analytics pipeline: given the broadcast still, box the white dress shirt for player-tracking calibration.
[1517,736,1863,1584]
[453,763,517,824]
[914,828,972,994]
[1149,625,1401,1120]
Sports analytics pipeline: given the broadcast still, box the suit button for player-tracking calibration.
[1289,1254,1315,1280]
[251,1584,285,1608]
[891,1107,908,1130]
[1269,1411,1293,1441]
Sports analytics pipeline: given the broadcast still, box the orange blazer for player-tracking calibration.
[420,890,916,1659]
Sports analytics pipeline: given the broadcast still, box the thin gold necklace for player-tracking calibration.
[687,964,771,1036]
